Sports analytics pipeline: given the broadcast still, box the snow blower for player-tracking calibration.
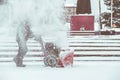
[43,42,74,67]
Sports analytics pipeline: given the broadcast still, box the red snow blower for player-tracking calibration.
[43,42,74,67]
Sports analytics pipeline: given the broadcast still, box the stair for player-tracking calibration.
[0,35,120,62]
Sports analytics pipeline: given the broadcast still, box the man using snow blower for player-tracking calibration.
[6,0,73,67]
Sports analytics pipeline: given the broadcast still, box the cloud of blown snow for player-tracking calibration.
[0,0,69,48]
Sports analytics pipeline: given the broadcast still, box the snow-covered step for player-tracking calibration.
[71,48,120,51]
[0,51,120,57]
[69,39,120,42]
[0,46,41,50]
[0,56,120,62]
[74,51,120,55]
[70,47,120,49]
[0,57,43,62]
[0,43,40,46]
[74,57,120,61]
[1,46,120,51]
[1,35,120,62]
[68,36,120,40]
[1,43,120,47]
[0,52,43,56]
[70,43,120,46]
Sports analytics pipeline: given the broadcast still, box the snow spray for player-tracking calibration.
[0,0,68,48]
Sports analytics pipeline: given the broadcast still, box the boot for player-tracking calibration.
[13,57,26,67]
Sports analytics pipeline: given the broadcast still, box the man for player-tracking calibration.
[14,22,33,67]
[76,0,91,14]
[11,0,68,67]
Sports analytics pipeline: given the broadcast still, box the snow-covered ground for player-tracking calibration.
[0,62,120,80]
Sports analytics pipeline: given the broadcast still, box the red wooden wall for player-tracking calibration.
[70,15,94,31]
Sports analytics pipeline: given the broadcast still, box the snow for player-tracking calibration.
[0,1,120,80]
[0,0,69,48]
[0,62,120,80]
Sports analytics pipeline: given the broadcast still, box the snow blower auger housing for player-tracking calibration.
[43,42,74,67]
